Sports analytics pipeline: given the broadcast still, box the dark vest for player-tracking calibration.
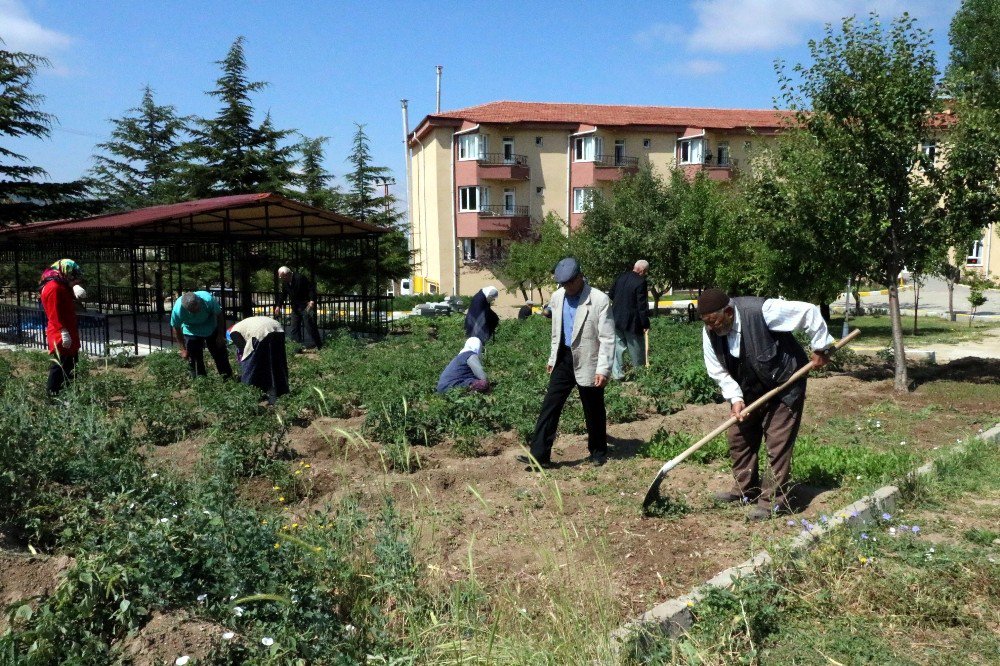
[437,351,477,393]
[708,297,808,407]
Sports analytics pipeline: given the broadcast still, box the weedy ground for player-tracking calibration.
[0,314,996,664]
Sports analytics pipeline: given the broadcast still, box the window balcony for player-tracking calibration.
[593,153,640,181]
[477,204,530,234]
[476,153,530,181]
[680,157,740,181]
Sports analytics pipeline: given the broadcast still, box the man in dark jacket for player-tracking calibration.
[699,288,834,520]
[274,266,322,350]
[609,260,650,380]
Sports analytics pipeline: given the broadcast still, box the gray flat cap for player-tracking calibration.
[553,257,580,284]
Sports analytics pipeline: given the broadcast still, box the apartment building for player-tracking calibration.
[406,101,998,299]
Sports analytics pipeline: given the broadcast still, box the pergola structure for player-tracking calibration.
[0,193,390,356]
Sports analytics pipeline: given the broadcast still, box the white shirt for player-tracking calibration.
[702,299,835,403]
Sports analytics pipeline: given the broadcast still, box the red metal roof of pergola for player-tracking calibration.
[0,192,387,239]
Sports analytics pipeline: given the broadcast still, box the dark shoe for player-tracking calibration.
[712,490,755,504]
[748,503,791,521]
[589,453,607,466]
[517,454,555,470]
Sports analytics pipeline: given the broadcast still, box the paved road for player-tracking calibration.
[830,276,1000,319]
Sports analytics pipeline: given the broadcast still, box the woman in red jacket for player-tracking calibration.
[39,258,82,394]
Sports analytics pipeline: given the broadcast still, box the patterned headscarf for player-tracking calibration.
[51,259,82,278]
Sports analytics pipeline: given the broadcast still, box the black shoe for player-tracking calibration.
[712,490,758,504]
[589,453,607,466]
[517,454,555,470]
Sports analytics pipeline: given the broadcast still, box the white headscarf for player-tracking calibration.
[482,286,499,303]
[461,337,482,355]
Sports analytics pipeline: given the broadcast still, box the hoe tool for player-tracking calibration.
[641,328,860,513]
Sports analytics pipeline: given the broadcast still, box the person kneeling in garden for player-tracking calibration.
[699,288,833,521]
[436,337,490,394]
[171,291,233,379]
[229,316,289,405]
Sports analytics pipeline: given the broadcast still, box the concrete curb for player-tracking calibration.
[612,421,1000,648]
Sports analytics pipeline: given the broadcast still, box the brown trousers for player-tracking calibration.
[727,396,803,509]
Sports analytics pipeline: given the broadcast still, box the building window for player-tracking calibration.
[922,139,937,164]
[460,186,488,212]
[678,138,704,165]
[643,138,651,149]
[716,142,730,167]
[574,136,601,161]
[968,239,984,265]
[573,187,595,213]
[458,134,486,161]
[462,239,477,261]
[535,136,543,146]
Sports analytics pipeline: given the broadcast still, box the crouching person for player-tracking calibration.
[436,337,490,394]
[229,316,289,405]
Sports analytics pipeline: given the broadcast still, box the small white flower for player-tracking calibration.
[172,514,178,519]
[175,657,190,666]
[233,606,244,617]
[856,475,862,480]
[343,624,357,636]
[222,631,235,640]
[899,441,906,446]
[888,527,896,536]
[261,637,274,646]
[229,595,237,600]
[203,510,211,515]
[197,593,207,603]
[151,473,159,478]
[159,518,169,523]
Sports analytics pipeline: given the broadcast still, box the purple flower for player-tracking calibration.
[820,515,829,523]
[787,520,796,526]
[911,526,920,533]
[850,511,859,518]
[881,512,892,521]
[860,533,869,540]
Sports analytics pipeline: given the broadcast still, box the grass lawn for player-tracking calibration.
[830,314,1000,347]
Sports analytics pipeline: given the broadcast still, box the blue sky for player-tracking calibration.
[2,0,961,202]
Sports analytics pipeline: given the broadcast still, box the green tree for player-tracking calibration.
[0,45,97,226]
[497,213,569,302]
[947,0,1000,108]
[182,36,297,197]
[89,86,188,210]
[297,135,344,211]
[777,13,942,391]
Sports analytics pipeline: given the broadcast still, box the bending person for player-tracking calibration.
[436,337,490,394]
[171,291,233,379]
[464,286,500,346]
[229,316,289,405]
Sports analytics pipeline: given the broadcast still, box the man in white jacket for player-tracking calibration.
[520,257,615,469]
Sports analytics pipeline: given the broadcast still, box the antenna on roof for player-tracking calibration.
[436,65,442,113]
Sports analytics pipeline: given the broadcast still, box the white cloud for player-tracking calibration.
[680,0,958,54]
[682,58,725,75]
[0,0,72,56]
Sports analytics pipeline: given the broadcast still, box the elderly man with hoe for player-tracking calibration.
[518,258,615,470]
[609,259,651,380]
[274,266,322,350]
[699,288,834,520]
[171,291,233,379]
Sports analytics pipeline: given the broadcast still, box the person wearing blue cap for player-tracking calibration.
[518,257,615,469]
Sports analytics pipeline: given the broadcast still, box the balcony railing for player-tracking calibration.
[478,204,529,217]
[702,156,740,168]
[594,154,640,168]
[478,152,528,166]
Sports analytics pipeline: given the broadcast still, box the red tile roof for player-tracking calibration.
[420,100,795,132]
[0,193,386,237]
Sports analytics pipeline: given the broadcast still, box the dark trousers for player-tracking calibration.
[184,334,233,379]
[727,396,804,509]
[47,352,77,395]
[530,347,607,463]
[289,306,322,349]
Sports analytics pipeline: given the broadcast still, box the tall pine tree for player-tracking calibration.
[182,36,297,197]
[89,86,187,211]
[297,135,343,211]
[0,44,97,226]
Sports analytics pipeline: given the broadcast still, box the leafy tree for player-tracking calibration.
[497,213,569,302]
[947,0,1000,108]
[297,135,344,211]
[0,45,97,226]
[776,13,942,391]
[89,86,188,210]
[182,36,297,197]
